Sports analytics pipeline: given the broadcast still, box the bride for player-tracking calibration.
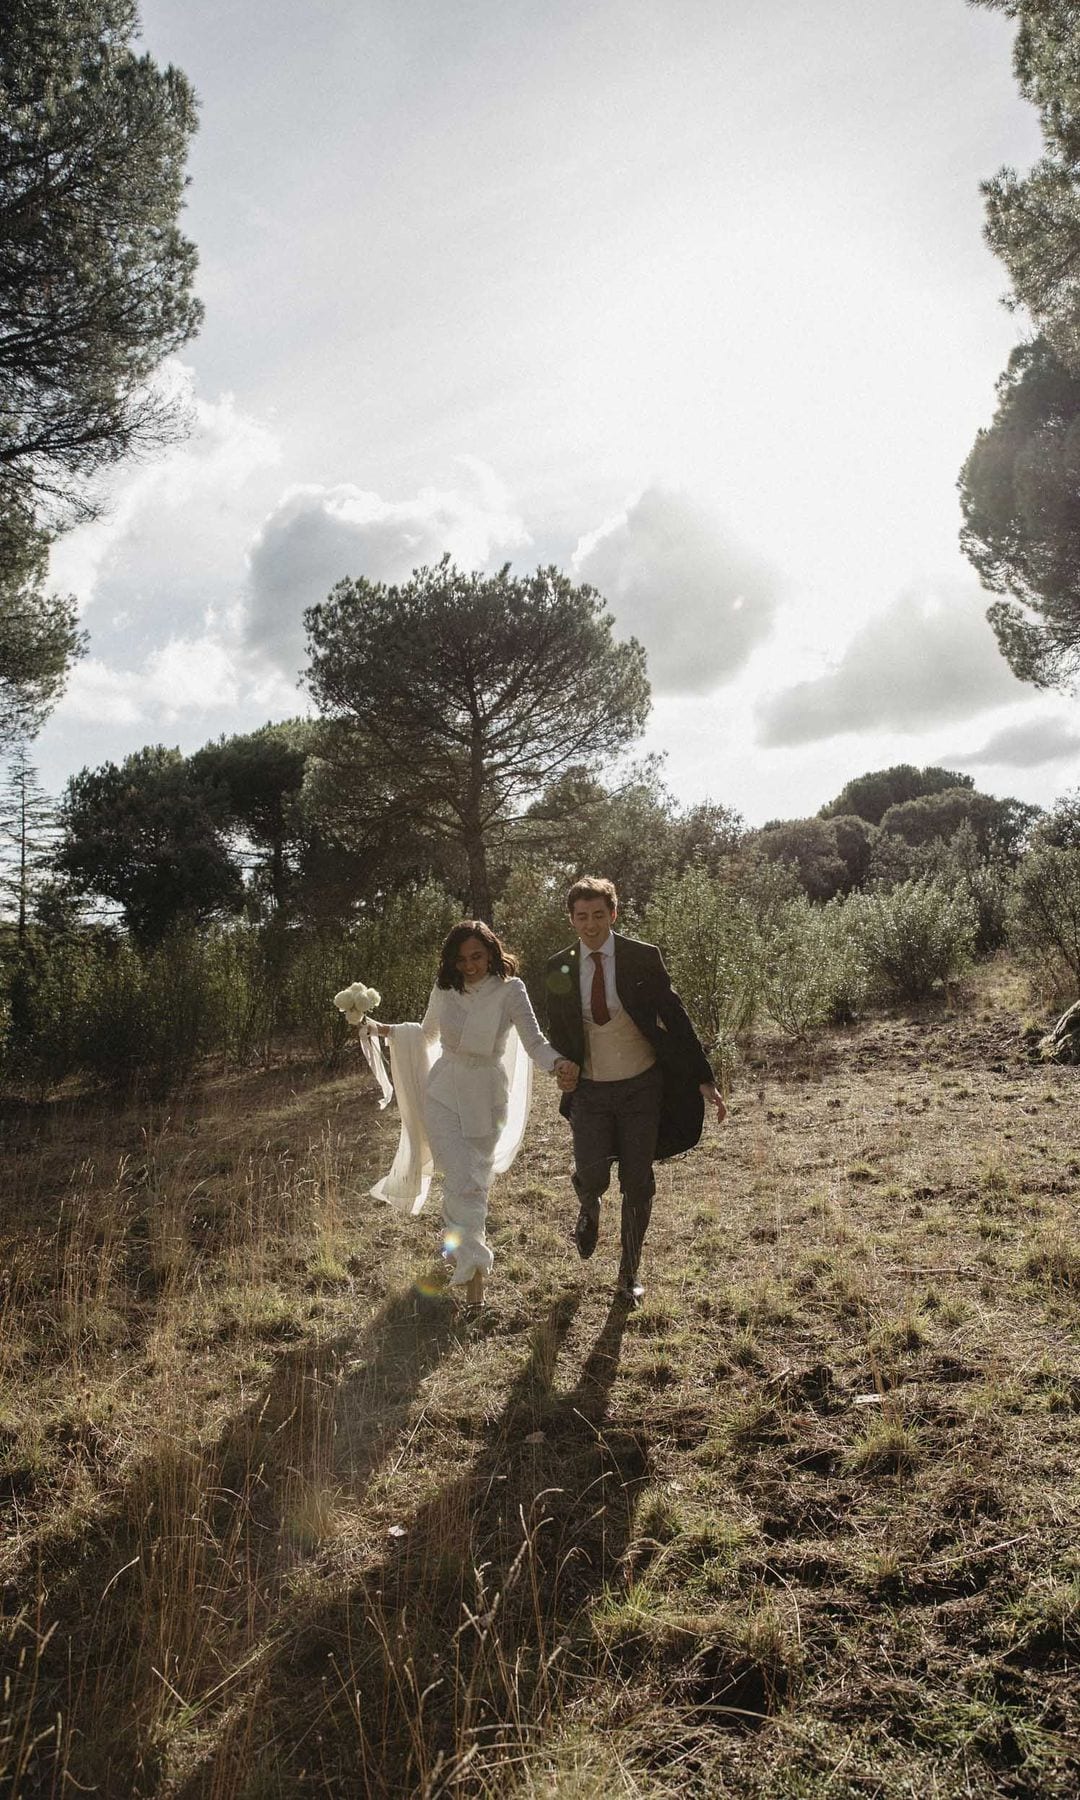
[371,920,578,1302]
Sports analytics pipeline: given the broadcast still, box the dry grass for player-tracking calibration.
[1,965,1079,1797]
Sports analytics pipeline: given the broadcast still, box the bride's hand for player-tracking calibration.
[369,1020,392,1038]
[554,1059,579,1092]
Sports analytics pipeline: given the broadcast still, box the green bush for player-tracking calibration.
[204,926,280,1067]
[851,879,977,1002]
[283,929,359,1062]
[758,897,869,1036]
[0,936,95,1093]
[357,882,463,1023]
[928,824,1013,956]
[0,887,463,1093]
[283,881,459,1058]
[1010,846,1080,992]
[495,862,571,1001]
[643,864,762,1047]
[81,931,223,1087]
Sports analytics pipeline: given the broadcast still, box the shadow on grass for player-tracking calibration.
[1,1285,458,1799]
[177,1292,645,1798]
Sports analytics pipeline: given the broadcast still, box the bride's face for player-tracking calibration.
[455,936,491,982]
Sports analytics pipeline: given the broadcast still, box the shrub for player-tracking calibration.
[284,882,459,1059]
[929,824,1013,956]
[352,882,460,1022]
[494,862,571,1000]
[81,931,223,1087]
[0,936,95,1093]
[815,897,872,1024]
[0,888,463,1093]
[852,879,977,1002]
[204,927,280,1067]
[1010,846,1080,993]
[755,897,870,1037]
[643,865,762,1045]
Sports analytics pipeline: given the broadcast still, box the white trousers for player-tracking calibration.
[425,1097,498,1285]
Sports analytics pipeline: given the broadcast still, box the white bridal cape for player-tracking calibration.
[369,975,556,1217]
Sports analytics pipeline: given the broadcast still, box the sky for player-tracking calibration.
[34,0,1080,827]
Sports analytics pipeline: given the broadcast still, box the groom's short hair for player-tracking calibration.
[567,876,617,914]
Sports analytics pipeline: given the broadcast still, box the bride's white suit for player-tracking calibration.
[372,956,569,1291]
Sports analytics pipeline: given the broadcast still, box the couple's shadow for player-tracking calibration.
[183,1287,645,1797]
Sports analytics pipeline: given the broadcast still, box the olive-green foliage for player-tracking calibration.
[970,1,1080,370]
[81,931,225,1086]
[1032,786,1080,851]
[0,934,93,1092]
[880,787,1038,859]
[282,882,460,1060]
[1010,845,1080,989]
[751,813,877,900]
[959,0,1080,692]
[759,897,869,1034]
[849,879,978,1003]
[751,817,848,901]
[959,339,1080,690]
[819,764,972,826]
[494,862,571,1002]
[643,867,873,1047]
[205,929,280,1067]
[928,823,1014,956]
[643,865,762,1046]
[59,746,244,944]
[516,761,745,916]
[0,498,84,750]
[0,884,461,1093]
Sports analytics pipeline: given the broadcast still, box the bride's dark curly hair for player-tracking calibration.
[436,920,518,992]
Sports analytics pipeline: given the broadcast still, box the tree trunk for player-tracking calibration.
[463,720,493,922]
[464,828,493,923]
[1037,999,1080,1065]
[270,834,286,915]
[17,781,27,945]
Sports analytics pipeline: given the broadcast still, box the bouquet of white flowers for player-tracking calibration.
[333,979,392,1106]
[333,980,381,1025]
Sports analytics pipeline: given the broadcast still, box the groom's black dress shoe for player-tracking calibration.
[574,1207,600,1259]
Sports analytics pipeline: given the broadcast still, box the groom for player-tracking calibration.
[545,876,725,1303]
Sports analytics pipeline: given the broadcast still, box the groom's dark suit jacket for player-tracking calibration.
[544,933,714,1160]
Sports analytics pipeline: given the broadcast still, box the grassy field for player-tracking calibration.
[1,963,1078,1798]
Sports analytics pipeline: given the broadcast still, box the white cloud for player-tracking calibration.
[571,487,780,694]
[56,632,299,742]
[244,465,530,677]
[950,715,1080,769]
[756,583,1027,747]
[60,659,146,728]
[142,637,240,715]
[48,361,282,615]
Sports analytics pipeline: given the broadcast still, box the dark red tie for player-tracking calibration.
[590,951,610,1025]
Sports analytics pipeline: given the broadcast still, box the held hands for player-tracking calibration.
[554,1059,580,1093]
[701,1082,727,1123]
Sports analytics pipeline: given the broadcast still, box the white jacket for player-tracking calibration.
[370,975,559,1215]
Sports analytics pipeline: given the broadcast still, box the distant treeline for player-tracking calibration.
[3,743,1079,1097]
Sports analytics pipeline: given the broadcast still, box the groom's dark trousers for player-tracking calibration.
[569,1063,663,1276]
[545,933,714,1277]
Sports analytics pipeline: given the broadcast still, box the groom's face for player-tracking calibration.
[571,896,616,951]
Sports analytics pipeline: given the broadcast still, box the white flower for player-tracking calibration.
[333,980,382,1025]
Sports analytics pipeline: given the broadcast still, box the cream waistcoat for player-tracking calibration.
[583,1006,656,1081]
